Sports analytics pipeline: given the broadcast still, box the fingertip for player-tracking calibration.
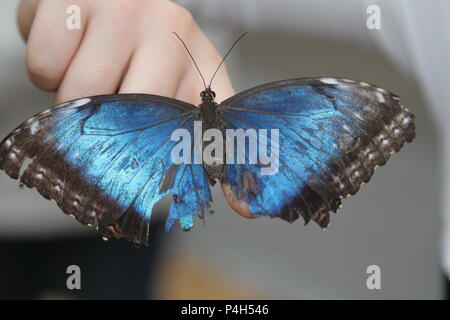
[25,0,87,93]
[17,0,39,41]
[221,183,254,219]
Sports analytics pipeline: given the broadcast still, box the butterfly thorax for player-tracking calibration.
[199,87,221,129]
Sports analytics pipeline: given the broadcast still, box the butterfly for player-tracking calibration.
[0,36,415,246]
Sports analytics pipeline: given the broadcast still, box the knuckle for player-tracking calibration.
[164,2,194,28]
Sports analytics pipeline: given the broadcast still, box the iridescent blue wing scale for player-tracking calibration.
[219,77,415,227]
[0,94,212,245]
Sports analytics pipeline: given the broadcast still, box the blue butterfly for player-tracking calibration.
[0,31,416,245]
[0,75,415,245]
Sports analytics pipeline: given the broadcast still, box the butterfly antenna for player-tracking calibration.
[209,32,247,87]
[173,32,207,89]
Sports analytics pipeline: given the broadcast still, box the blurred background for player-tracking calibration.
[0,0,444,299]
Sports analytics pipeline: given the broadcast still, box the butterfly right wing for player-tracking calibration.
[218,78,415,227]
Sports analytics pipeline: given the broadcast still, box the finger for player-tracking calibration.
[54,15,133,104]
[175,28,235,105]
[221,184,254,219]
[17,0,39,40]
[26,0,87,91]
[119,34,187,98]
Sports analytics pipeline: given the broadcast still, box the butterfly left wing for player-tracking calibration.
[219,77,415,227]
[0,94,212,245]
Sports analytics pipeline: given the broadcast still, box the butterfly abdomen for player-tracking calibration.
[199,100,224,183]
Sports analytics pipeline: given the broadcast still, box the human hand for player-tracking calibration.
[17,0,234,105]
[17,0,252,219]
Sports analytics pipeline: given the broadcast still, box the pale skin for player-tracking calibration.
[18,0,253,219]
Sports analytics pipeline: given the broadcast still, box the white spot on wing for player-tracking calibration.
[359,82,370,87]
[70,98,91,108]
[320,78,340,85]
[25,117,36,124]
[352,111,364,121]
[375,92,385,103]
[29,121,39,135]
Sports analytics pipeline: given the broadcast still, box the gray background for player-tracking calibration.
[0,1,441,299]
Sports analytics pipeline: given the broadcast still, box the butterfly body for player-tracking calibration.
[0,77,415,245]
[198,87,226,183]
